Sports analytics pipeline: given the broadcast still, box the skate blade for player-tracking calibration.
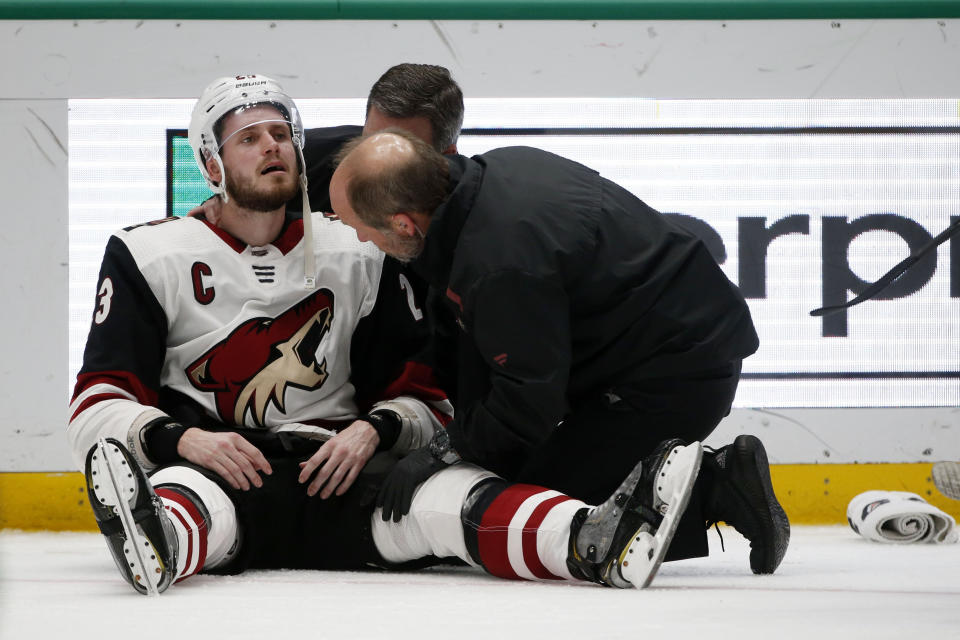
[577,458,647,562]
[620,441,703,589]
[90,439,165,596]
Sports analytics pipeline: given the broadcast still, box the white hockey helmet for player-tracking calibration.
[187,74,305,197]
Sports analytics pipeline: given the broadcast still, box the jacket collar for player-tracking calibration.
[412,154,483,288]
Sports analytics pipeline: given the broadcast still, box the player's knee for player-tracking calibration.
[372,463,499,564]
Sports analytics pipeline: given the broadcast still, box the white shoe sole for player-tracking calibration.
[88,438,165,596]
[619,441,703,589]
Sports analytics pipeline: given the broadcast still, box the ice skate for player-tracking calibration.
[704,434,790,574]
[84,438,178,595]
[568,440,703,588]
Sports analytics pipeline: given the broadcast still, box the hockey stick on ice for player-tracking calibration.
[810,217,960,317]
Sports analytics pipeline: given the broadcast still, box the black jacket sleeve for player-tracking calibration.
[445,271,572,478]
[418,286,461,403]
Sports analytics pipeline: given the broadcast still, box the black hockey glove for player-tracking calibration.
[376,429,461,522]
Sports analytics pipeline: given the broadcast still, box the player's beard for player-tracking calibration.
[225,171,299,212]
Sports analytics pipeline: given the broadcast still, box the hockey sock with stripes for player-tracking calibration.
[149,465,242,580]
[463,482,588,582]
[154,486,209,582]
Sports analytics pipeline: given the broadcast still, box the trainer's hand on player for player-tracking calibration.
[376,446,447,523]
[185,196,222,224]
[177,428,272,491]
[298,420,379,498]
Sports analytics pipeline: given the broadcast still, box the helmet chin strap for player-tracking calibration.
[296,144,315,289]
[213,155,229,204]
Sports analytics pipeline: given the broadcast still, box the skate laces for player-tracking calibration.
[704,445,728,552]
[707,520,726,552]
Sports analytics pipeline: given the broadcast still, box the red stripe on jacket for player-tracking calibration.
[379,361,452,425]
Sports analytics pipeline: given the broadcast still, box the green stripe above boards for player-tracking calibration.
[2,0,960,21]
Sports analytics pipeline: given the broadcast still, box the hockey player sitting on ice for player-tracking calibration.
[69,74,703,594]
[86,436,701,594]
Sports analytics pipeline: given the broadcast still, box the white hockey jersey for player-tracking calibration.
[68,213,450,470]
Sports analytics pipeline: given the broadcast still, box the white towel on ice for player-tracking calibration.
[847,490,958,544]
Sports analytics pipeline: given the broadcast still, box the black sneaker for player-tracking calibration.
[85,438,178,595]
[703,435,790,574]
[567,440,703,588]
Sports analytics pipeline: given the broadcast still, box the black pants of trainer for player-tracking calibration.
[513,361,742,562]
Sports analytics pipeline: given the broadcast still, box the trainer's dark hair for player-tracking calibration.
[335,128,450,229]
[366,63,464,152]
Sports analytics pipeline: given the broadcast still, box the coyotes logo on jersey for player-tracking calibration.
[186,288,336,427]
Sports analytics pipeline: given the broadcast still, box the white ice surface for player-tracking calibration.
[1,526,958,640]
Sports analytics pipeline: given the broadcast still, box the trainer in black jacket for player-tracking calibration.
[331,130,790,571]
